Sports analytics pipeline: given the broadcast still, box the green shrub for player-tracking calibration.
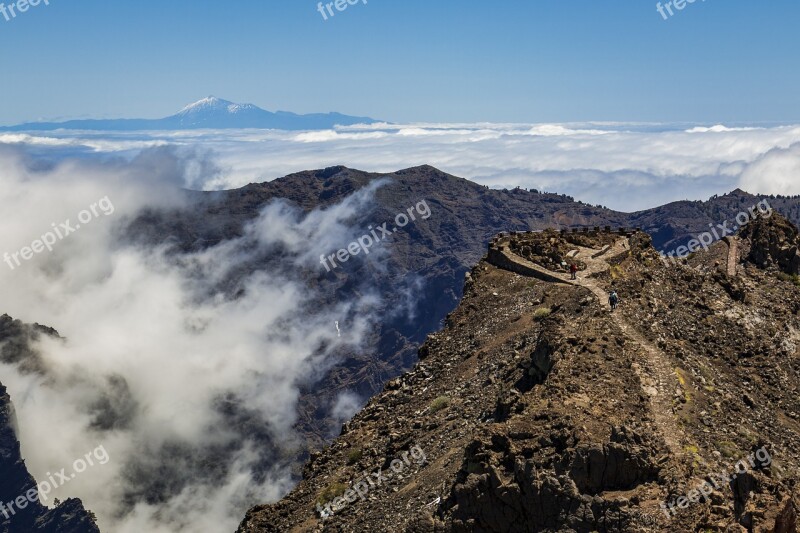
[533,307,552,320]
[429,395,450,413]
[715,440,739,459]
[346,448,363,465]
[317,482,347,505]
[777,272,800,287]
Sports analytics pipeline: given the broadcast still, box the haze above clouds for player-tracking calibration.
[3,122,800,211]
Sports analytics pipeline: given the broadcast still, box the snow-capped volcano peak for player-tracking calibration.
[0,97,378,131]
[177,96,259,116]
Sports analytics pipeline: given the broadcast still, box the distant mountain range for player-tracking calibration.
[0,97,379,131]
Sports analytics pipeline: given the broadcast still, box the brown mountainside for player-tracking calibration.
[239,214,800,532]
[130,166,800,455]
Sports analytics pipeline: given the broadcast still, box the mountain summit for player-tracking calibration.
[176,96,260,116]
[0,97,378,132]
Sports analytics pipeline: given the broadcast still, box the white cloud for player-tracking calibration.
[738,142,800,196]
[0,133,74,146]
[0,145,388,532]
[685,125,762,133]
[331,392,363,425]
[8,122,800,210]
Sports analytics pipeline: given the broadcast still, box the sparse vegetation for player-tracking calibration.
[317,482,347,505]
[346,448,363,465]
[716,440,739,459]
[675,368,691,402]
[429,395,451,413]
[533,307,552,320]
[684,445,702,470]
[776,272,800,287]
[609,265,623,279]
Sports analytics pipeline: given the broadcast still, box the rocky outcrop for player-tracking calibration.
[773,497,798,533]
[0,317,99,533]
[740,212,800,273]
[446,426,662,532]
[487,237,569,284]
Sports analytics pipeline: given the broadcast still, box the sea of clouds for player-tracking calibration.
[3,121,800,211]
[1,121,800,532]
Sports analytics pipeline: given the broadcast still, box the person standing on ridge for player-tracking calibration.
[609,290,619,311]
[570,263,578,280]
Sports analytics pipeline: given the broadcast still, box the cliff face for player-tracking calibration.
[0,316,99,533]
[238,220,800,532]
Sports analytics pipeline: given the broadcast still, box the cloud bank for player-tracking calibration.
[0,145,388,532]
[6,121,800,211]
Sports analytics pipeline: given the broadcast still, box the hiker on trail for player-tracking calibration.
[609,290,619,311]
[570,263,578,280]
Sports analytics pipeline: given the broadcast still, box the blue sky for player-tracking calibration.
[0,0,798,124]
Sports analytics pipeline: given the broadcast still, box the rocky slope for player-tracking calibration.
[5,165,800,532]
[0,316,100,533]
[127,166,800,457]
[128,165,628,453]
[238,215,800,532]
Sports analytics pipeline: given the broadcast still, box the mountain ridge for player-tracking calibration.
[0,97,379,132]
[129,166,800,455]
[238,216,800,532]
